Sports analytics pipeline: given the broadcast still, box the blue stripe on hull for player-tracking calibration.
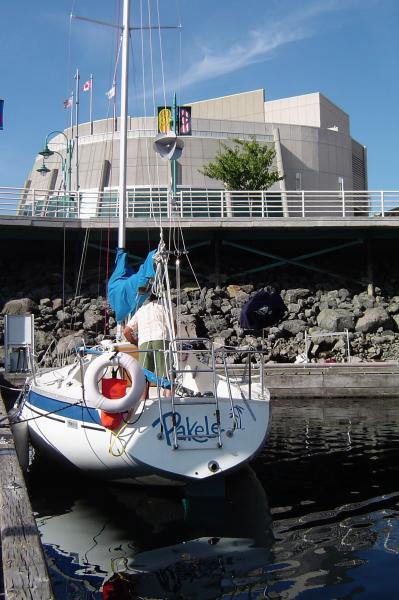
[28,390,102,425]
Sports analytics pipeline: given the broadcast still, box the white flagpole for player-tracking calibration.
[74,68,80,190]
[89,73,93,127]
[70,91,74,138]
[113,81,117,128]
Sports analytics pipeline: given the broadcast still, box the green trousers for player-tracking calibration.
[138,340,169,377]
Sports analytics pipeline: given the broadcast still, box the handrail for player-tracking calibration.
[1,186,399,221]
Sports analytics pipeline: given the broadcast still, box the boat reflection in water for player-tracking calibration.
[31,465,273,599]
[30,399,399,598]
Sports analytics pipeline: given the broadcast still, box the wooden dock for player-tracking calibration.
[0,392,54,600]
[264,361,399,398]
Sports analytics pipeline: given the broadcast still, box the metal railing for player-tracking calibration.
[1,186,399,221]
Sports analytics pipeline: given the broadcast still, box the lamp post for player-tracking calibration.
[37,130,73,194]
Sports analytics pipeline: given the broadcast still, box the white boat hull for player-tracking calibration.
[23,371,270,485]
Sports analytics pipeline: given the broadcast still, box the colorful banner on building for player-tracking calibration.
[157,105,192,135]
[178,106,191,135]
[0,99,3,130]
[158,106,172,133]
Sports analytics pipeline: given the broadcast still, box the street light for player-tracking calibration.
[37,160,51,177]
[38,145,53,160]
[36,130,73,194]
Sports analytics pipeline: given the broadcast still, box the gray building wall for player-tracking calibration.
[28,89,366,194]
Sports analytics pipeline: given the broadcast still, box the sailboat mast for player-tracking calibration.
[118,0,130,249]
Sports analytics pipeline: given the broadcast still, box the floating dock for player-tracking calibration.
[0,391,54,600]
[263,361,399,398]
[2,361,399,402]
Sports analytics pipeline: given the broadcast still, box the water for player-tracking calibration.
[27,398,399,599]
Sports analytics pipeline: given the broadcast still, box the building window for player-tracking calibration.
[295,172,302,191]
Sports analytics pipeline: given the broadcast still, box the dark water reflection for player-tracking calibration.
[28,398,399,599]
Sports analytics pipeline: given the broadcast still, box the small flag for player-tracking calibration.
[0,99,3,130]
[83,79,92,92]
[178,106,192,135]
[105,85,116,99]
[157,106,172,133]
[64,96,73,109]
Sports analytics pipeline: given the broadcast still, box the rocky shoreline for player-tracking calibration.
[2,282,399,367]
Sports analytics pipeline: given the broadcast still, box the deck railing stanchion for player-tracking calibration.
[261,190,265,218]
[301,190,305,218]
[342,189,346,217]
[381,190,385,217]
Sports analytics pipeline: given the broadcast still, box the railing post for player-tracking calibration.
[180,191,183,218]
[32,188,36,216]
[261,190,265,218]
[381,190,385,217]
[77,191,80,218]
[342,189,346,217]
[221,190,224,217]
[301,190,305,218]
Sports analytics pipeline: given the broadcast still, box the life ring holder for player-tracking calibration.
[84,351,145,413]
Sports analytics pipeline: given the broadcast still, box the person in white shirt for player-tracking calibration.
[123,294,174,379]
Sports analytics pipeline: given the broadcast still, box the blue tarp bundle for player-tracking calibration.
[108,248,156,322]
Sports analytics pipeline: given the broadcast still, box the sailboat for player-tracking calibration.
[17,0,271,485]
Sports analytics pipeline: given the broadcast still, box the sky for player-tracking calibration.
[1,0,398,190]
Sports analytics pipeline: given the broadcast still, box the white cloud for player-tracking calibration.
[179,0,351,89]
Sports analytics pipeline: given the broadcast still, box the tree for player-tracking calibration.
[199,136,283,190]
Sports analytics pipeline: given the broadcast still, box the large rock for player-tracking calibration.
[279,319,307,336]
[1,298,39,315]
[54,332,87,356]
[284,289,310,304]
[387,302,399,315]
[355,307,393,333]
[179,314,198,337]
[226,285,241,298]
[391,314,399,331]
[317,309,355,332]
[83,309,105,330]
[34,330,54,352]
[353,293,375,310]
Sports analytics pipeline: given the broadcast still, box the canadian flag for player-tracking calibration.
[83,80,92,92]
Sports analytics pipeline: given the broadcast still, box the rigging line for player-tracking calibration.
[66,1,76,130]
[62,223,66,309]
[156,0,167,109]
[139,1,148,119]
[75,227,90,300]
[129,22,151,222]
[5,399,86,427]
[177,224,222,334]
[104,212,111,333]
[138,1,153,208]
[147,0,162,230]
[97,228,103,300]
[176,0,183,105]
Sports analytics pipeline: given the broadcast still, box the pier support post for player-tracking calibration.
[367,237,374,296]
[213,237,221,286]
